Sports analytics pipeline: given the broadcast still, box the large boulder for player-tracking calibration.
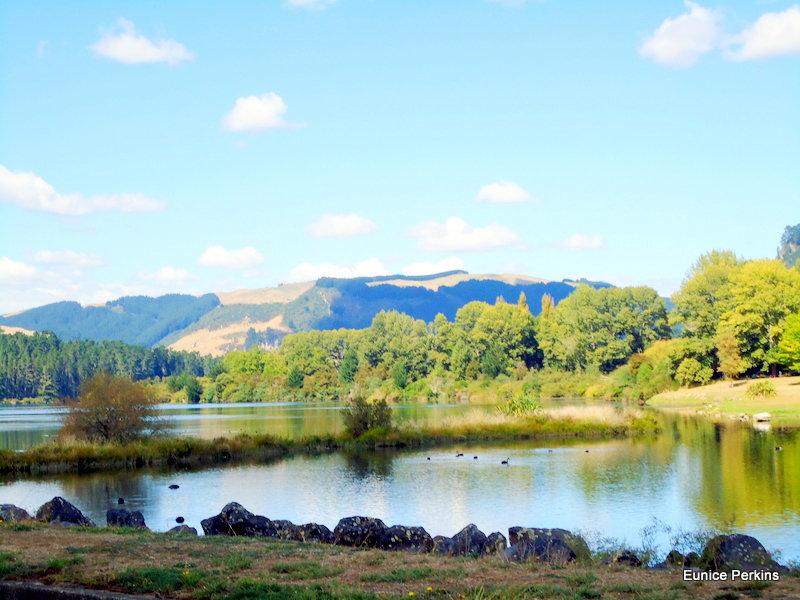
[106,508,148,529]
[482,532,508,556]
[201,502,276,537]
[296,522,334,544]
[376,525,433,553]
[333,516,388,547]
[448,524,487,557]
[272,519,299,540]
[431,535,454,555]
[0,504,31,523]
[36,497,95,527]
[699,534,783,572]
[503,537,576,563]
[507,527,590,562]
[605,549,643,568]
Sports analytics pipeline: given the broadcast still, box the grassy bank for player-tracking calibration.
[649,375,800,426]
[1,523,797,600]
[0,407,659,475]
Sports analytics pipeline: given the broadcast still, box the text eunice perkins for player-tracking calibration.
[683,569,780,582]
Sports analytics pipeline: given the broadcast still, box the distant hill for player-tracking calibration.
[779,224,800,268]
[0,271,610,356]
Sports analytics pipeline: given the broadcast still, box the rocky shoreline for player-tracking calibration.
[0,498,788,575]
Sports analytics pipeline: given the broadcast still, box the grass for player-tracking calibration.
[0,406,660,475]
[649,375,800,425]
[2,525,798,600]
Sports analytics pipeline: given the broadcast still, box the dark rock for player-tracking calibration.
[503,537,576,564]
[168,524,198,535]
[0,504,31,523]
[448,524,487,557]
[482,532,508,556]
[607,549,643,567]
[36,497,95,527]
[296,522,334,544]
[685,552,700,567]
[333,516,388,547]
[699,534,783,572]
[431,535,454,556]
[272,519,299,540]
[666,549,686,566]
[376,525,433,553]
[106,508,148,529]
[176,516,185,524]
[201,502,276,537]
[508,527,590,561]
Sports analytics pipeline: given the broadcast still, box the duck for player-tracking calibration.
[176,516,185,524]
[117,497,124,504]
[473,456,478,460]
[501,458,509,465]
[456,452,464,457]
[168,484,180,490]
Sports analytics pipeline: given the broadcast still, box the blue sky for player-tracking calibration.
[1,0,798,314]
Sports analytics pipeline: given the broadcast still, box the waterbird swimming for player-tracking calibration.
[117,498,124,504]
[176,516,185,524]
[501,458,509,465]
[168,484,180,489]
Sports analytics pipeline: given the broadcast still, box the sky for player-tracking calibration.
[1,0,798,315]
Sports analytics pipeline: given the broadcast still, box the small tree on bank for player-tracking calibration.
[342,396,392,438]
[60,373,163,443]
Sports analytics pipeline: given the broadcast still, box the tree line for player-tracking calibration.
[0,331,216,402]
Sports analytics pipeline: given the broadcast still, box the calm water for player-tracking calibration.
[1,404,798,562]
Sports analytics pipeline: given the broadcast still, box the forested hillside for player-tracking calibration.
[779,223,800,268]
[0,332,216,401]
[0,294,220,347]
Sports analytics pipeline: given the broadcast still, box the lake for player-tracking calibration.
[1,403,798,562]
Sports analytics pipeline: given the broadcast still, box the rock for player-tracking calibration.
[607,549,643,567]
[508,527,590,562]
[296,522,334,544]
[699,534,783,572]
[376,525,433,553]
[333,516,388,547]
[666,549,686,566]
[106,508,148,529]
[431,535,454,555]
[502,537,576,564]
[36,497,95,527]
[0,504,31,523]
[168,524,198,535]
[272,519,299,540]
[448,524,487,557]
[685,552,700,567]
[201,502,276,537]
[482,532,508,556]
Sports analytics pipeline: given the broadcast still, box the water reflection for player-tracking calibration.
[0,409,798,561]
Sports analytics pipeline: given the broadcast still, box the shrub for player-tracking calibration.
[497,390,541,416]
[675,358,713,387]
[745,380,777,399]
[342,396,392,438]
[60,373,164,443]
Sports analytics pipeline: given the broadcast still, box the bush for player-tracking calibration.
[497,390,541,416]
[745,380,777,399]
[675,358,713,387]
[60,373,164,443]
[342,396,392,438]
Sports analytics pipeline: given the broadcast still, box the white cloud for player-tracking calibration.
[476,181,535,204]
[36,40,49,58]
[288,258,388,281]
[221,93,303,132]
[32,250,105,268]
[727,6,800,60]
[139,266,199,282]
[305,214,378,238]
[0,164,165,215]
[197,245,264,269]
[402,257,465,276]
[556,234,604,251]
[286,0,336,10]
[639,1,722,67]
[0,257,38,284]
[90,18,194,65]
[409,217,520,252]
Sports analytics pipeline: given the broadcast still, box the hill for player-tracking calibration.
[0,271,606,356]
[779,223,800,268]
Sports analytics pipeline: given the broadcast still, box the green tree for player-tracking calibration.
[184,375,202,403]
[392,360,409,389]
[339,347,359,383]
[777,313,800,373]
[287,366,304,389]
[342,396,392,438]
[715,325,744,381]
[60,373,163,443]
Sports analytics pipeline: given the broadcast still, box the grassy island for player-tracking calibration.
[0,406,659,475]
